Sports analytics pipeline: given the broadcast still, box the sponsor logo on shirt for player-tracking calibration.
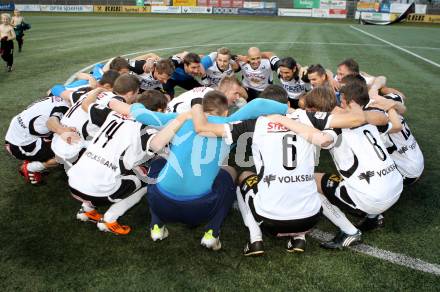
[84,150,118,171]
[267,122,289,132]
[358,171,375,184]
[263,173,314,185]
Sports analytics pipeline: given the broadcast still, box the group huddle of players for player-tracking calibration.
[4,46,424,255]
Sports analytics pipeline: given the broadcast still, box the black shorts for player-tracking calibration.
[403,176,420,186]
[69,175,142,207]
[5,139,54,162]
[240,175,321,235]
[320,173,366,217]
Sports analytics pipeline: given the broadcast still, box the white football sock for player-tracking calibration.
[103,188,147,223]
[236,187,262,243]
[367,214,380,219]
[27,161,45,172]
[81,202,95,212]
[320,194,358,235]
[294,233,306,240]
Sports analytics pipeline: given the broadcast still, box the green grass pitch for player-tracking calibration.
[0,13,439,290]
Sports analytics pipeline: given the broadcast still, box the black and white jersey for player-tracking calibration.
[88,91,125,128]
[51,91,119,162]
[68,112,157,197]
[328,122,403,214]
[69,86,92,105]
[166,86,213,113]
[239,56,280,92]
[226,109,331,220]
[128,59,163,92]
[381,94,424,178]
[5,96,69,151]
[201,52,236,87]
[279,76,311,100]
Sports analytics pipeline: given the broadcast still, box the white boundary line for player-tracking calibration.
[310,230,440,276]
[350,25,440,69]
[64,44,440,276]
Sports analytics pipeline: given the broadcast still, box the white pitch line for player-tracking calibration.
[310,229,440,276]
[350,25,440,69]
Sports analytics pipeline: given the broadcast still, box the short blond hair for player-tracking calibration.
[217,47,231,56]
[1,13,11,24]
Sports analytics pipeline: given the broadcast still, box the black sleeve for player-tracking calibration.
[305,111,331,130]
[270,56,281,71]
[129,60,146,75]
[229,119,257,144]
[89,96,125,127]
[140,124,157,152]
[383,93,403,103]
[71,87,92,104]
[49,105,69,120]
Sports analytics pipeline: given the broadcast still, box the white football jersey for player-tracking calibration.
[381,117,424,178]
[279,76,311,100]
[68,112,157,197]
[5,96,69,149]
[201,52,235,87]
[328,124,403,214]
[228,109,331,220]
[240,56,280,92]
[51,91,118,162]
[166,86,213,113]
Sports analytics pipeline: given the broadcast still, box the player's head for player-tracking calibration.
[247,47,261,70]
[98,70,120,90]
[14,10,21,17]
[112,73,140,104]
[215,47,231,71]
[202,90,229,116]
[340,74,367,87]
[278,57,298,82]
[136,90,168,112]
[183,53,201,76]
[153,59,175,84]
[109,57,130,74]
[304,86,337,112]
[217,76,247,105]
[307,64,328,87]
[1,13,11,25]
[339,79,369,109]
[337,58,359,82]
[260,84,289,105]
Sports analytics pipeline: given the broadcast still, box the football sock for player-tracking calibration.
[236,187,262,243]
[320,194,358,235]
[104,188,147,223]
[294,233,306,240]
[367,214,380,219]
[81,202,95,212]
[27,161,45,172]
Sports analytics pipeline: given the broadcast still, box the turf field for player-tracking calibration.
[0,13,439,290]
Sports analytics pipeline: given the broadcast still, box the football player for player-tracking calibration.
[201,47,239,87]
[278,57,310,109]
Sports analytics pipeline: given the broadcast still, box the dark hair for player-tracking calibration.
[304,86,337,112]
[155,59,175,76]
[279,57,299,80]
[109,57,130,72]
[307,64,327,77]
[260,84,288,104]
[202,90,228,115]
[136,90,168,112]
[340,74,367,86]
[183,53,201,65]
[112,74,140,95]
[98,70,120,88]
[339,80,369,107]
[338,58,359,74]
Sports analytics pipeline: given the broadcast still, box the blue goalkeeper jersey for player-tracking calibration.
[131,98,287,200]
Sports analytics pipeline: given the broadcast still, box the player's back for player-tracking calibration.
[330,123,403,211]
[68,112,155,196]
[157,116,230,199]
[251,114,321,220]
[5,96,69,146]
[166,87,213,113]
